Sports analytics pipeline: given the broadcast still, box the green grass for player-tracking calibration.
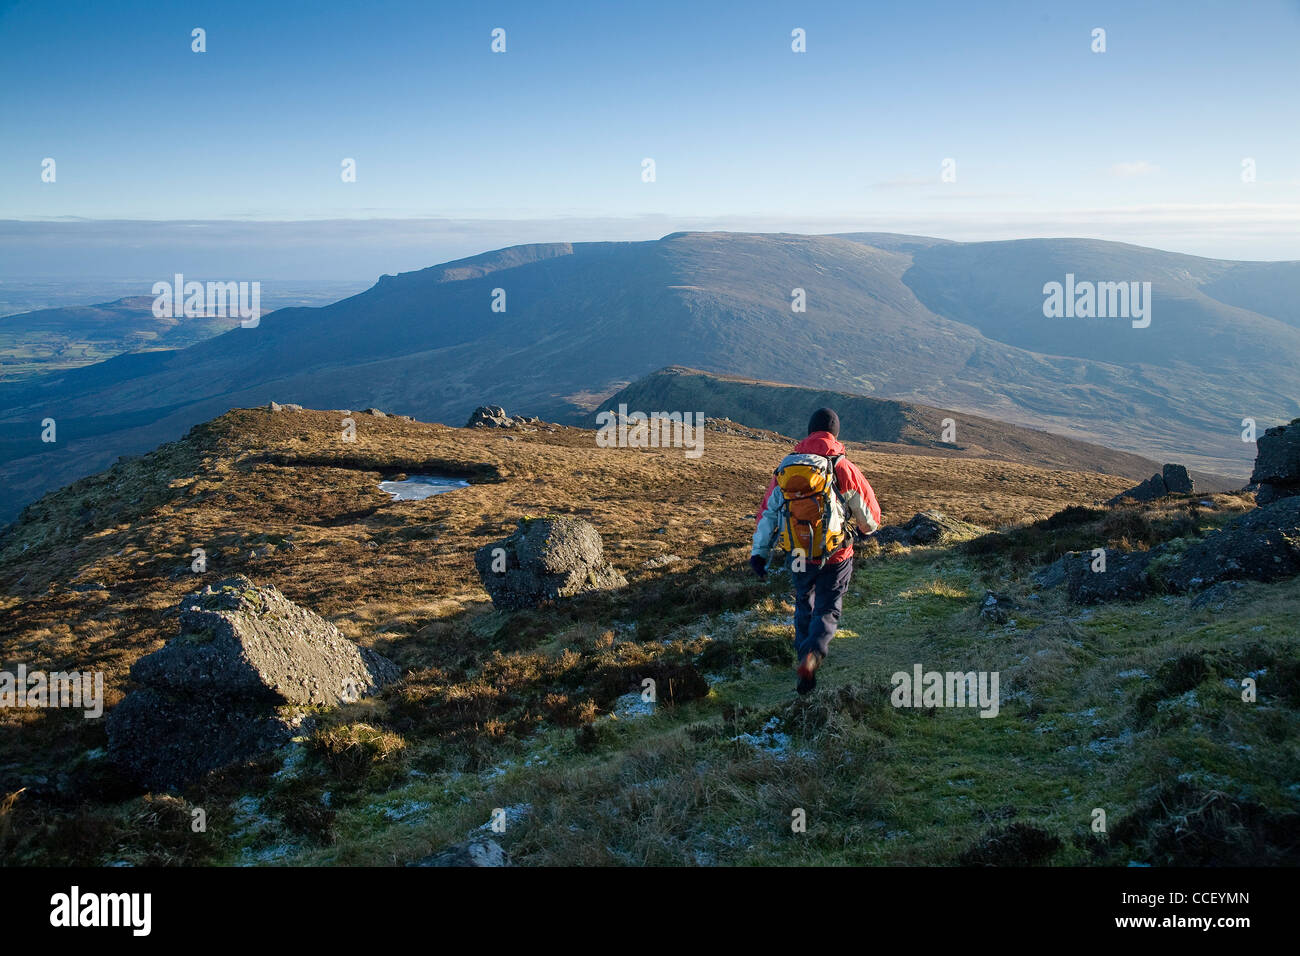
[160,541,1292,867]
[6,517,1296,867]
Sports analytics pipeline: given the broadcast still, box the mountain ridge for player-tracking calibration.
[603,366,1236,489]
[2,230,1295,524]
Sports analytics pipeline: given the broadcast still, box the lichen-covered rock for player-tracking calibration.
[1066,549,1157,604]
[107,689,309,792]
[466,405,514,428]
[475,517,627,610]
[875,511,987,546]
[1165,497,1300,593]
[107,575,400,790]
[1051,498,1300,604]
[132,576,399,705]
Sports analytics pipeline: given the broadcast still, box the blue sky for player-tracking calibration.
[1,0,1298,274]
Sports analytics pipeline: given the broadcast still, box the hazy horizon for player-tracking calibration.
[3,216,1299,283]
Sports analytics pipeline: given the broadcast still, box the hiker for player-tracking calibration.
[749,407,882,694]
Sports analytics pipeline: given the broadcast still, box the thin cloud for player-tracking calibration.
[1109,161,1161,178]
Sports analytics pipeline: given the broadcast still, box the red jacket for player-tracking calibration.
[752,432,883,565]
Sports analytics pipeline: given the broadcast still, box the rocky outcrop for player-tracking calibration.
[1107,464,1194,504]
[1066,550,1157,604]
[475,517,627,610]
[1251,418,1300,504]
[107,575,400,790]
[876,511,987,546]
[1050,497,1300,604]
[465,405,541,430]
[1165,497,1300,592]
[1161,464,1194,494]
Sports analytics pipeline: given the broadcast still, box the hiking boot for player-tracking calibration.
[796,651,822,695]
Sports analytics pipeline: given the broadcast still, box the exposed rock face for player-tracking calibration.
[1053,497,1300,604]
[266,401,303,412]
[875,511,987,546]
[1033,552,1079,589]
[1161,464,1194,495]
[1251,418,1300,503]
[1165,497,1300,592]
[1107,464,1195,505]
[475,517,627,610]
[107,575,401,790]
[1066,550,1156,604]
[465,405,542,430]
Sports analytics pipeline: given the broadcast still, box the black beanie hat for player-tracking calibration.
[809,407,840,437]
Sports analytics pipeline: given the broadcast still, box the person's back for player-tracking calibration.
[750,407,882,693]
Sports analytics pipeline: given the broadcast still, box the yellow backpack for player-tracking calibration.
[774,453,849,561]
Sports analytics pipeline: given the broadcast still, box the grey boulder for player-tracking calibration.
[475,517,627,610]
[108,575,400,790]
[1251,418,1300,503]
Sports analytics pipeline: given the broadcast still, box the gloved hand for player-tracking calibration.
[749,555,768,579]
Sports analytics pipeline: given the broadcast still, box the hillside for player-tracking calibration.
[0,296,243,381]
[1,407,1296,866]
[603,367,1234,488]
[1,231,1296,525]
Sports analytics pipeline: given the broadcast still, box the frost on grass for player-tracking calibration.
[731,716,796,758]
[231,795,272,839]
[382,800,432,822]
[239,843,296,866]
[272,743,307,781]
[612,692,656,719]
[478,803,532,831]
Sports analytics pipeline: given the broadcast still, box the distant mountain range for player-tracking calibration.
[2,231,1295,524]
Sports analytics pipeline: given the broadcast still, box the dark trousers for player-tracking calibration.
[791,557,853,660]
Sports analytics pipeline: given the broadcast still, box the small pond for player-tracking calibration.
[378,475,470,501]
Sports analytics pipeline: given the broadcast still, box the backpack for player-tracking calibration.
[773,452,850,562]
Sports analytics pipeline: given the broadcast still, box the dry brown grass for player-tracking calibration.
[0,405,1134,856]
